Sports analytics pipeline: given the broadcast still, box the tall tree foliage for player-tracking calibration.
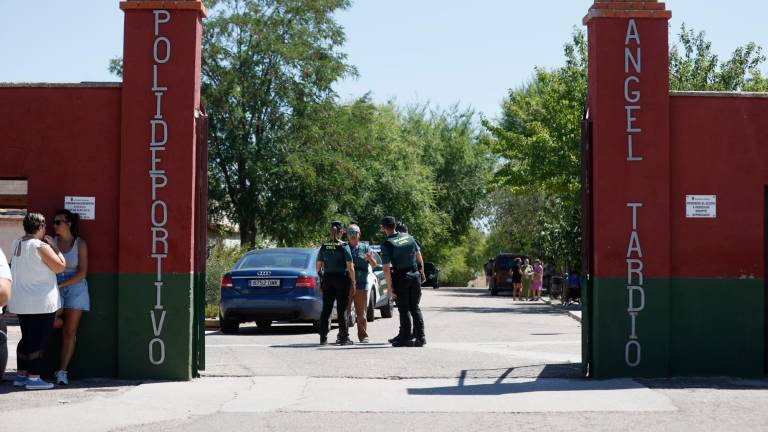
[484,26,768,270]
[202,0,356,245]
[670,25,768,92]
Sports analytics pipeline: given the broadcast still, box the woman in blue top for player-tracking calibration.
[52,209,89,385]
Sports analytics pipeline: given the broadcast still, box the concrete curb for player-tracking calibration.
[542,297,582,323]
[205,318,219,329]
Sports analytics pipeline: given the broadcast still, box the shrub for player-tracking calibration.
[205,242,249,306]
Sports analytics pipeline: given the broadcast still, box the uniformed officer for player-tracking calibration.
[380,216,427,347]
[317,221,356,346]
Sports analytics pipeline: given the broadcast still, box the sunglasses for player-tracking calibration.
[53,220,69,225]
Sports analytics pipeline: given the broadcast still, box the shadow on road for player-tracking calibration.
[421,304,564,315]
[407,364,595,396]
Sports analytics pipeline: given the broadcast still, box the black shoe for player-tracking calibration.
[338,339,354,346]
[320,336,327,345]
[413,337,427,347]
[391,339,414,347]
[388,335,401,344]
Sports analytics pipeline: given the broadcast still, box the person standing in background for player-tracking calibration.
[8,213,65,390]
[522,258,533,301]
[0,248,12,382]
[532,259,544,301]
[317,221,356,346]
[346,224,377,343]
[51,209,89,386]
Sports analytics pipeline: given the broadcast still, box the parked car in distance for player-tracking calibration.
[422,262,440,289]
[489,253,529,296]
[218,247,357,334]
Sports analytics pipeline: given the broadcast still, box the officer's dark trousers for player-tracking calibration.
[319,274,351,340]
[0,312,7,380]
[395,272,425,340]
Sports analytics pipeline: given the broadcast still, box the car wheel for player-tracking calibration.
[219,314,239,334]
[380,300,393,318]
[366,291,376,322]
[256,320,272,328]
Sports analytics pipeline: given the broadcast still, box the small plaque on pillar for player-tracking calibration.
[64,196,96,220]
[685,195,716,218]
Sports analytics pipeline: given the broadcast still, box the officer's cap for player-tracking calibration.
[380,216,397,228]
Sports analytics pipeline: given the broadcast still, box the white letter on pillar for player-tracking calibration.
[152,227,169,255]
[153,37,171,64]
[626,259,644,286]
[624,76,641,103]
[627,286,646,313]
[625,106,641,133]
[625,19,641,45]
[153,10,170,36]
[626,231,643,258]
[625,48,642,74]
[627,203,643,230]
[150,120,168,147]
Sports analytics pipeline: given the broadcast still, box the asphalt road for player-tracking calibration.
[3,286,768,431]
[203,285,583,380]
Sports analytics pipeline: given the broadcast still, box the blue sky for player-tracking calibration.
[1,1,766,119]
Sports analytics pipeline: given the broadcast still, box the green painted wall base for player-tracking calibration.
[588,277,764,378]
[117,273,195,381]
[43,273,118,379]
[39,272,203,381]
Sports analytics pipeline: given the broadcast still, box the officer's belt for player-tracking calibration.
[393,266,418,273]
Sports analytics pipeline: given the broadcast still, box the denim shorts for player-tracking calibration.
[57,272,90,311]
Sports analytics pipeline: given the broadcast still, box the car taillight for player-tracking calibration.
[295,277,315,289]
[220,274,233,289]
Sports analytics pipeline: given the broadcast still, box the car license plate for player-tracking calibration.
[506,278,514,282]
[249,279,280,287]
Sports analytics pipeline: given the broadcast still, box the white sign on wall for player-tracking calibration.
[64,196,96,220]
[686,195,716,218]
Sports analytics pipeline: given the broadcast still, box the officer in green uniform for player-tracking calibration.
[316,221,356,345]
[380,216,427,347]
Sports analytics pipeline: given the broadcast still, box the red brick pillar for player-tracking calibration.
[584,1,672,377]
[117,0,207,380]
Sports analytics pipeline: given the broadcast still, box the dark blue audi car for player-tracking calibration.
[218,247,355,334]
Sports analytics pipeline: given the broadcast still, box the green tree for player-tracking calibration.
[670,24,768,92]
[483,25,768,270]
[202,0,356,246]
[483,30,586,269]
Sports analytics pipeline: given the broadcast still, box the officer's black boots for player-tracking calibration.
[320,336,327,345]
[391,338,414,347]
[338,339,354,346]
[413,337,427,347]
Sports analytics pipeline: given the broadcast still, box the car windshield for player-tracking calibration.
[424,263,435,272]
[495,256,515,270]
[237,251,311,269]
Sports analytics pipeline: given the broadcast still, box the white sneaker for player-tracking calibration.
[55,370,69,385]
[25,377,54,390]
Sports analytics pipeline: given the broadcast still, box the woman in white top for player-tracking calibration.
[8,212,65,390]
[0,248,12,382]
[52,209,89,385]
